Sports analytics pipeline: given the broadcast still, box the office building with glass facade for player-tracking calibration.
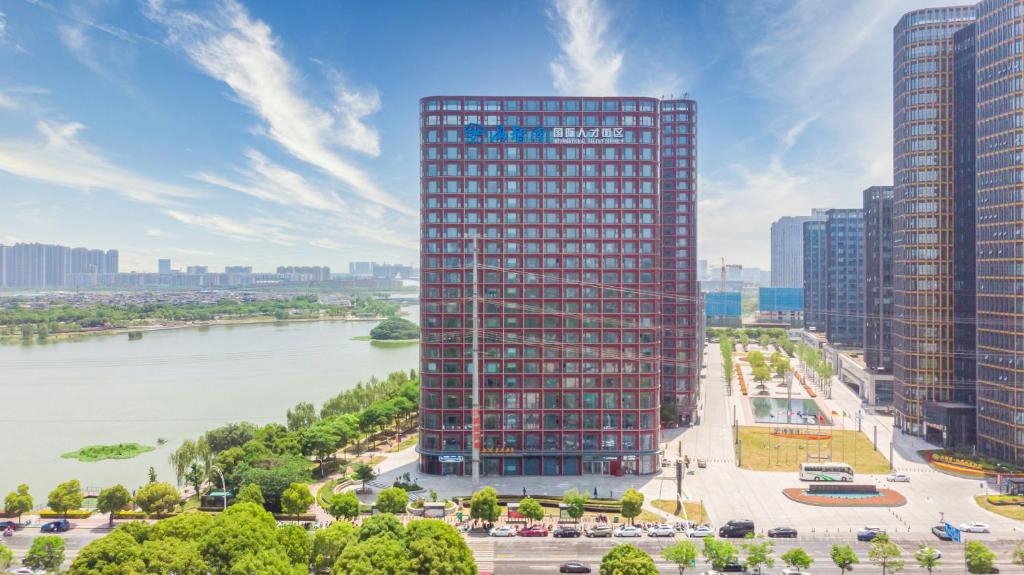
[802,220,827,332]
[892,5,977,435]
[417,96,698,476]
[824,209,865,347]
[864,186,895,374]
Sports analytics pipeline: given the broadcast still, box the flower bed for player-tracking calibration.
[39,509,94,519]
[924,451,1024,478]
[736,365,748,396]
[986,495,1024,506]
[783,488,906,507]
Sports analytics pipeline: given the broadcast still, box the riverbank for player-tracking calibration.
[0,313,394,345]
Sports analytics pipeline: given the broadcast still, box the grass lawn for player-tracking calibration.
[975,495,1024,521]
[737,426,890,474]
[61,442,156,462]
[651,499,710,524]
[393,433,418,451]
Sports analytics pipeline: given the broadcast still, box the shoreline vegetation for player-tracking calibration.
[61,443,156,462]
[0,295,405,345]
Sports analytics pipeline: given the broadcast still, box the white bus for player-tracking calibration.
[800,463,854,481]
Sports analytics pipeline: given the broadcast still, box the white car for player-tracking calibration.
[613,525,643,537]
[688,525,715,538]
[917,547,943,560]
[887,472,910,482]
[958,521,991,533]
[647,524,676,537]
[489,526,517,537]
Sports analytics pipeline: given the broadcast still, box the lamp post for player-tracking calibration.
[210,466,227,511]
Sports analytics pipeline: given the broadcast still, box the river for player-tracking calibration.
[0,313,419,498]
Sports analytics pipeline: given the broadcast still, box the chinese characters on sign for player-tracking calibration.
[462,123,625,144]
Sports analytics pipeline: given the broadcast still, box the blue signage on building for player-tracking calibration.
[463,123,626,145]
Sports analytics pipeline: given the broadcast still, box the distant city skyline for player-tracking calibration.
[0,0,946,270]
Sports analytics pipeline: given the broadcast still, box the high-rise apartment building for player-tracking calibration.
[802,220,827,332]
[771,213,824,288]
[974,0,1023,463]
[418,95,698,476]
[824,209,865,347]
[892,5,977,435]
[864,187,894,373]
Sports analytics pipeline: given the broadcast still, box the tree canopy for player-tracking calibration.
[369,317,420,340]
[600,544,658,575]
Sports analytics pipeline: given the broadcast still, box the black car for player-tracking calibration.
[40,519,71,533]
[721,564,748,573]
[719,519,755,538]
[767,526,798,538]
[559,561,592,574]
[553,526,583,538]
[931,525,952,541]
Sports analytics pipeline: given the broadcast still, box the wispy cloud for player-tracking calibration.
[196,149,346,213]
[144,0,410,215]
[0,120,200,205]
[163,209,296,245]
[548,0,622,96]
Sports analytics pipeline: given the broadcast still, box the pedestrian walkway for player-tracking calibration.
[464,535,495,572]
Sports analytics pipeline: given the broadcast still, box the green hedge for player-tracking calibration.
[987,495,1024,506]
[272,513,317,522]
[459,495,622,513]
[39,509,93,518]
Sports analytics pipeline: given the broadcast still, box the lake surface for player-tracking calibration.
[0,314,418,498]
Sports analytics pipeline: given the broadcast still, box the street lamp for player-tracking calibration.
[210,465,227,511]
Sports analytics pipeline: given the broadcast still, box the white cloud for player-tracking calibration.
[0,92,16,110]
[144,0,410,215]
[145,228,167,238]
[163,209,296,245]
[196,149,346,213]
[0,120,200,205]
[548,0,622,96]
[0,12,7,42]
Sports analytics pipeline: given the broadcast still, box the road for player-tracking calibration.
[489,535,1024,574]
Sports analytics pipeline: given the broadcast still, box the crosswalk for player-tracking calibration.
[464,536,495,572]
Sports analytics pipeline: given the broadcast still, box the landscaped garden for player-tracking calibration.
[737,426,890,474]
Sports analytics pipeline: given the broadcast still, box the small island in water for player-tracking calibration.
[61,443,156,462]
[352,317,420,344]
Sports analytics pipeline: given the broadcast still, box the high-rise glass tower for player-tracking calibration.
[417,96,698,476]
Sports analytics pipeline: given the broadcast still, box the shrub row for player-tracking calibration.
[39,510,93,518]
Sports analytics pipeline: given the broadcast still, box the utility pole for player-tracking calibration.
[470,233,481,487]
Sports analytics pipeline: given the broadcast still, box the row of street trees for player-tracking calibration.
[602,534,1024,575]
[465,486,644,525]
[4,479,183,525]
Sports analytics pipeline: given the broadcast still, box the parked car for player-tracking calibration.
[517,524,549,537]
[647,524,676,537]
[886,472,910,482]
[719,519,755,538]
[931,525,952,541]
[586,525,613,538]
[767,526,798,538]
[674,520,695,532]
[488,526,516,537]
[688,525,715,538]
[40,519,71,533]
[919,547,943,560]
[959,521,991,533]
[780,569,811,575]
[857,526,885,542]
[559,561,592,574]
[721,563,747,573]
[613,525,643,538]
[553,526,583,538]
[0,520,18,531]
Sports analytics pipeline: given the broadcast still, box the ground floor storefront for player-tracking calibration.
[419,453,660,476]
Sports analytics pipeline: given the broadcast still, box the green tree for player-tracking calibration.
[662,540,699,575]
[600,543,658,575]
[139,538,208,575]
[780,547,813,571]
[868,535,904,575]
[148,466,158,483]
[47,479,84,520]
[333,535,410,575]
[620,488,644,524]
[406,519,477,575]
[287,401,319,431]
[300,422,342,478]
[965,541,995,574]
[830,544,859,573]
[562,489,587,523]
[328,491,361,521]
[135,482,180,518]
[1013,541,1024,571]
[703,538,739,572]
[469,486,501,524]
[369,317,420,340]
[277,524,313,566]
[311,522,355,574]
[355,514,406,541]
[230,454,311,512]
[752,365,772,386]
[3,484,33,523]
[228,549,304,575]
[197,502,279,573]
[517,497,545,524]
[742,540,775,574]
[183,463,205,501]
[353,463,376,492]
[914,545,941,574]
[281,483,314,521]
[96,484,133,527]
[235,483,266,507]
[0,543,13,571]
[24,535,65,572]
[169,439,212,486]
[376,487,409,515]
[69,529,144,574]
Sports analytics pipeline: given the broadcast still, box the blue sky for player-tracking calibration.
[0,0,962,272]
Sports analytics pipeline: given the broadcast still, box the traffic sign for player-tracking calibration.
[943,522,961,543]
